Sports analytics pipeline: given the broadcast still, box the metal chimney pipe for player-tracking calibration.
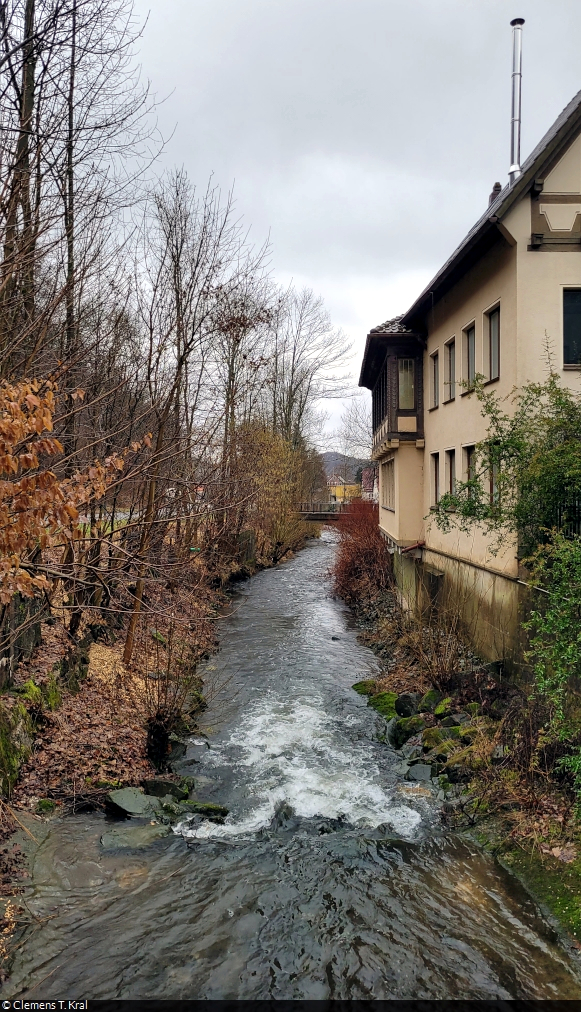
[509,18,525,184]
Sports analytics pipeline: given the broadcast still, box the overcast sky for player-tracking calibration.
[131,0,581,441]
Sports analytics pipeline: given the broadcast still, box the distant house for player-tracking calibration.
[361,465,378,503]
[359,87,581,667]
[327,475,361,503]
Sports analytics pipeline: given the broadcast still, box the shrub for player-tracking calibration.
[332,500,392,602]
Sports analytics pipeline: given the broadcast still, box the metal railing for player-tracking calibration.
[297,501,350,515]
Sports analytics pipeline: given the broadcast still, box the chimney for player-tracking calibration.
[489,181,502,205]
[509,18,525,184]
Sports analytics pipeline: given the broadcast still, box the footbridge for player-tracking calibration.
[297,501,350,523]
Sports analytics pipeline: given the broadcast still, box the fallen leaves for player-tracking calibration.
[540,843,577,863]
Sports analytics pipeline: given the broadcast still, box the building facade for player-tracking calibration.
[359,89,581,667]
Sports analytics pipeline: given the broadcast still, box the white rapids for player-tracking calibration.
[174,688,424,840]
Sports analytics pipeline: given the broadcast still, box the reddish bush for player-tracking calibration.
[332,500,393,602]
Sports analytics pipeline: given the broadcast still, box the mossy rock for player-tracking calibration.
[180,800,229,823]
[418,689,442,713]
[0,701,34,796]
[17,679,42,705]
[150,628,167,646]
[439,724,462,741]
[434,696,454,717]
[368,691,398,719]
[444,746,474,768]
[352,680,376,697]
[393,715,426,749]
[421,726,444,750]
[459,724,479,743]
[422,730,458,759]
[43,673,62,711]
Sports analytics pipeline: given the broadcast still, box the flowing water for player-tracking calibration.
[5,531,581,999]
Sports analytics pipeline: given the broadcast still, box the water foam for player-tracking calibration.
[175,690,423,841]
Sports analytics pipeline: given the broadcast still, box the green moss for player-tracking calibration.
[0,701,33,797]
[418,689,442,713]
[37,798,57,813]
[43,673,62,711]
[440,724,462,740]
[434,697,453,717]
[464,702,481,717]
[352,680,376,697]
[503,847,581,942]
[17,679,42,705]
[368,691,398,719]
[422,726,445,749]
[393,715,426,748]
[150,628,167,646]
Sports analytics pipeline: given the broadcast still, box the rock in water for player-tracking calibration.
[142,778,189,800]
[395,692,421,718]
[107,787,161,817]
[100,823,170,850]
[181,800,229,822]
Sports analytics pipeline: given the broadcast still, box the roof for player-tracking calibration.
[369,315,416,335]
[396,87,581,330]
[359,315,423,388]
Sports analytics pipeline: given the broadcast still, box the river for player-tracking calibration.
[4,531,581,999]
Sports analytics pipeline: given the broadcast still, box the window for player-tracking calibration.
[372,358,389,431]
[490,459,499,504]
[398,358,415,409]
[431,452,440,505]
[431,352,439,408]
[465,444,476,481]
[464,324,476,386]
[381,458,395,510]
[564,289,581,366]
[445,340,455,400]
[488,307,500,380]
[446,449,456,495]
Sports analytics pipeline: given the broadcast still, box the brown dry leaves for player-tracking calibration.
[0,378,143,604]
[13,641,154,809]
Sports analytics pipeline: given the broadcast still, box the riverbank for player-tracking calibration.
[0,527,319,982]
[2,530,580,1000]
[342,576,581,950]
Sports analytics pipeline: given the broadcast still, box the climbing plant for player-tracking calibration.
[431,368,581,808]
[431,370,581,558]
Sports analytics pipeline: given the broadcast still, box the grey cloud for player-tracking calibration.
[133,0,581,312]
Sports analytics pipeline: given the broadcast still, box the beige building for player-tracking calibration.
[359,89,581,667]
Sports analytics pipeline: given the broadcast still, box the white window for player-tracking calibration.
[431,452,440,505]
[398,358,415,409]
[446,449,456,495]
[463,324,476,387]
[445,339,455,400]
[488,307,500,380]
[381,458,395,510]
[431,352,439,408]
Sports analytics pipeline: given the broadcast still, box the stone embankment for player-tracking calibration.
[354,682,492,812]
[98,778,229,850]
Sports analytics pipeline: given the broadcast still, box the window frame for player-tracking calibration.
[563,288,581,369]
[431,452,440,506]
[463,323,476,388]
[445,448,456,496]
[444,338,455,401]
[398,357,415,410]
[430,351,439,408]
[487,305,500,381]
[381,457,395,511]
[464,444,476,482]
